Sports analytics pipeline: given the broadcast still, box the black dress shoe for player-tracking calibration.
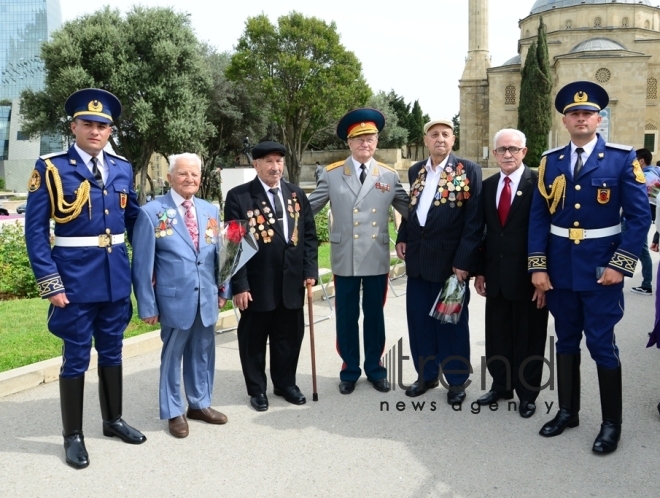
[274,386,306,405]
[519,401,536,418]
[103,418,147,444]
[63,433,89,469]
[368,378,391,393]
[339,381,356,395]
[592,421,621,454]
[539,408,579,437]
[476,390,513,406]
[447,389,466,405]
[405,380,439,397]
[250,393,269,412]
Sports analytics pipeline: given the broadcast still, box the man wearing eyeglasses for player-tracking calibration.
[474,129,548,419]
[308,108,409,395]
[395,119,483,405]
[529,81,650,454]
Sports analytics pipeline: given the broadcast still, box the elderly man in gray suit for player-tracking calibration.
[132,153,230,438]
[309,108,409,394]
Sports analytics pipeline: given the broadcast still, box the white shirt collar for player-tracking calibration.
[258,177,281,194]
[351,157,372,175]
[570,136,598,158]
[74,143,105,168]
[424,155,450,175]
[170,188,194,208]
[499,163,525,183]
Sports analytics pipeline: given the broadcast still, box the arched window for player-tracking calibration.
[648,78,658,100]
[505,85,516,105]
[645,20,651,29]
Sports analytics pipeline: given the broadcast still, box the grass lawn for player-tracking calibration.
[0,222,400,373]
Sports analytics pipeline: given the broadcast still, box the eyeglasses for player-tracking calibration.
[494,146,524,155]
[350,137,377,145]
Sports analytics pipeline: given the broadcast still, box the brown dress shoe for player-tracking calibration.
[168,415,189,438]
[187,407,228,425]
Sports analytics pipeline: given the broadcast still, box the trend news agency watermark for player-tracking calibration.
[378,337,557,415]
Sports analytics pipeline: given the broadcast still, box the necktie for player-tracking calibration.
[182,200,198,250]
[91,156,104,188]
[359,164,367,184]
[574,147,585,178]
[268,187,284,231]
[498,176,511,226]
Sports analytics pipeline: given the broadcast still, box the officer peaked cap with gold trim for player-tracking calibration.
[554,81,609,114]
[337,108,385,141]
[65,88,122,124]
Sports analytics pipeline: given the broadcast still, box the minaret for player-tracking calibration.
[459,0,490,166]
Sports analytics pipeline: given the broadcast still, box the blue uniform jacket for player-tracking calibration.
[528,135,650,291]
[24,146,140,302]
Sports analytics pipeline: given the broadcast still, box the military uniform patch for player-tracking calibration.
[632,159,646,184]
[28,169,41,192]
[597,188,610,204]
[119,193,127,209]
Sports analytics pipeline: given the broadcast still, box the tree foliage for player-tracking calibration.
[517,16,553,168]
[452,113,460,151]
[367,91,408,149]
[19,7,213,203]
[227,11,371,184]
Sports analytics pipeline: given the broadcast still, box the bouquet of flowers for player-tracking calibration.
[648,180,660,204]
[216,219,258,287]
[429,274,467,324]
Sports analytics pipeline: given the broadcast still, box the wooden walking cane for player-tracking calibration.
[306,282,319,401]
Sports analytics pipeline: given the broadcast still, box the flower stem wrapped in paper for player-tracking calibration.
[216,219,259,289]
[430,274,466,324]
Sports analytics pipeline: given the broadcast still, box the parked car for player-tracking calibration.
[0,207,8,216]
[16,202,26,214]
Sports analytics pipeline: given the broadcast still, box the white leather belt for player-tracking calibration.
[54,234,124,248]
[550,224,621,241]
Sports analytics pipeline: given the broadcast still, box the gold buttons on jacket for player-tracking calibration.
[574,222,580,227]
[575,185,581,191]
[575,204,581,209]
[104,209,109,215]
[107,247,113,253]
[353,208,359,214]
[354,234,359,239]
[103,190,108,196]
[354,222,359,226]
[574,240,580,245]
[106,228,111,234]
[372,234,377,239]
[372,222,377,226]
[372,209,376,213]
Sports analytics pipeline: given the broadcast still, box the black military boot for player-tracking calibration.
[98,365,147,444]
[539,353,580,437]
[592,365,622,454]
[60,375,89,469]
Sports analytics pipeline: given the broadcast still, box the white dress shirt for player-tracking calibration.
[258,178,289,241]
[496,164,525,208]
[74,144,107,184]
[570,136,598,176]
[417,156,450,227]
[170,188,197,224]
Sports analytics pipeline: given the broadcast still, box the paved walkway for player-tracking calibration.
[1,268,659,497]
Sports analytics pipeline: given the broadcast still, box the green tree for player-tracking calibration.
[452,113,460,152]
[517,16,553,168]
[227,12,371,185]
[408,100,426,160]
[367,91,408,149]
[19,7,213,203]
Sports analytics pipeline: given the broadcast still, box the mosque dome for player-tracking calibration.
[531,0,652,15]
[501,55,522,66]
[569,37,627,52]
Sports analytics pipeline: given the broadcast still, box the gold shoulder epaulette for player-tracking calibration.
[377,161,396,172]
[326,161,344,172]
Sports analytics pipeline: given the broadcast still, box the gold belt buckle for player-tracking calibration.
[98,234,111,247]
[568,228,584,241]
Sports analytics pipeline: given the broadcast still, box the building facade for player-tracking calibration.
[0,0,62,191]
[461,0,660,167]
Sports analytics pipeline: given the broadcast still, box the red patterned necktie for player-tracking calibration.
[182,200,198,250]
[498,176,511,226]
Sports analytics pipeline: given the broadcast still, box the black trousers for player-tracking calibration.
[237,302,304,396]
[484,292,548,402]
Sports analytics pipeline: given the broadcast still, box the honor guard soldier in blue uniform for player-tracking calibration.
[24,89,146,469]
[528,81,650,454]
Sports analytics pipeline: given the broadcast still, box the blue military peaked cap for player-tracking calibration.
[555,81,609,114]
[336,108,385,141]
[64,88,122,124]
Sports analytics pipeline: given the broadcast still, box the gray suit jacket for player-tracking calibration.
[132,191,228,330]
[308,157,409,276]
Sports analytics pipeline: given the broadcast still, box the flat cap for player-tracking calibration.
[252,141,287,160]
[424,119,454,134]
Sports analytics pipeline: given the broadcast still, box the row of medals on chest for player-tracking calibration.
[411,168,471,208]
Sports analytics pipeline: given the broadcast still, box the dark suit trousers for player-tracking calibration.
[406,276,471,387]
[334,274,388,382]
[484,293,548,402]
[237,302,304,396]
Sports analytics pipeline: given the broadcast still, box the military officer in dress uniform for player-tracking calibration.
[308,109,409,395]
[24,89,146,469]
[529,81,650,454]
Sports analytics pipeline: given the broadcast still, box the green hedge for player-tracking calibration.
[314,205,330,243]
[0,223,38,299]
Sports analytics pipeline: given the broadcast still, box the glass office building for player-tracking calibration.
[0,0,61,184]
